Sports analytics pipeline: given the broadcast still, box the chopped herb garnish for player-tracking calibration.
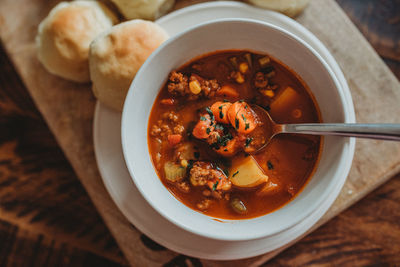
[212,181,219,191]
[267,161,274,170]
[241,114,247,122]
[194,152,200,159]
[210,132,233,149]
[224,149,228,151]
[235,118,239,129]
[187,160,194,171]
[245,137,253,147]
[239,99,244,103]
[205,107,214,120]
[232,170,239,177]
[219,105,223,110]
[244,105,248,109]
[200,116,206,121]
[223,99,229,102]
[210,143,219,150]
[245,123,250,130]
[220,133,233,146]
[206,128,211,134]
[219,110,224,119]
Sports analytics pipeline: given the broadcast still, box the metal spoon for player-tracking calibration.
[251,105,400,152]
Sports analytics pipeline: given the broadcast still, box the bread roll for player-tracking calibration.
[36,1,118,83]
[89,20,168,111]
[110,0,175,20]
[247,0,310,17]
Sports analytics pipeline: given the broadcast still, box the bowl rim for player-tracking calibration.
[121,18,355,241]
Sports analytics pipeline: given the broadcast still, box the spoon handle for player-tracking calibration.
[282,123,400,141]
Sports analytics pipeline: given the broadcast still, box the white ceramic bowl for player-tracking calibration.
[122,19,355,241]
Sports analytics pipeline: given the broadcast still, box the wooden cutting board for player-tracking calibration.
[0,0,399,266]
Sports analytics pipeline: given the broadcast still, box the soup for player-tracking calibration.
[148,50,322,219]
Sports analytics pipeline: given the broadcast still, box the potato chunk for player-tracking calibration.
[229,155,268,188]
[270,86,301,116]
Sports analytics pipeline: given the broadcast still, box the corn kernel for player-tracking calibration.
[189,80,202,94]
[181,159,188,168]
[239,62,249,74]
[259,56,270,67]
[235,72,245,84]
[261,89,275,98]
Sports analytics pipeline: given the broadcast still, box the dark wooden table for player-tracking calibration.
[0,1,399,266]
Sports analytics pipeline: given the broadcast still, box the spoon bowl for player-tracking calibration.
[252,104,400,154]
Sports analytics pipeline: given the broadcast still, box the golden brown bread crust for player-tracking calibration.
[36,1,119,83]
[247,0,311,17]
[89,20,169,111]
[110,0,175,20]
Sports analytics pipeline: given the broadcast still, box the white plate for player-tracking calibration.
[93,1,355,260]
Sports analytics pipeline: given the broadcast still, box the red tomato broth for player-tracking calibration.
[148,50,322,219]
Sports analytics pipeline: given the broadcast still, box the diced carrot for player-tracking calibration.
[192,114,214,139]
[167,134,182,147]
[210,101,231,124]
[227,101,258,134]
[160,98,176,105]
[216,84,239,98]
[214,137,239,157]
[207,181,216,190]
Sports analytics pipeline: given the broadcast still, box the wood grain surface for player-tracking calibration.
[0,41,127,266]
[0,0,399,266]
